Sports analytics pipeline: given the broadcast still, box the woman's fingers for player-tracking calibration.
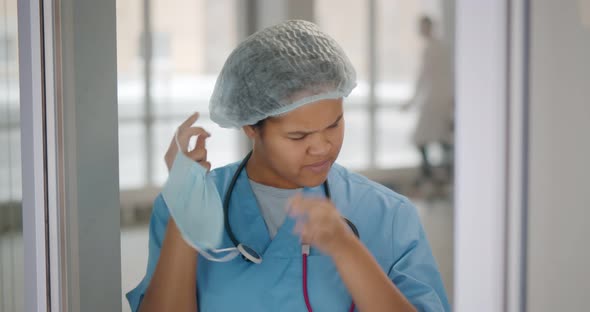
[186,129,210,162]
[288,195,352,254]
[164,112,211,171]
[179,112,200,130]
[167,121,204,158]
[194,130,210,151]
[299,229,315,245]
[178,127,209,153]
[188,145,208,162]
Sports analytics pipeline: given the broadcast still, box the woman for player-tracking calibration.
[402,16,454,185]
[127,20,449,312]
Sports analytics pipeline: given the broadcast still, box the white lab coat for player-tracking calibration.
[409,38,454,146]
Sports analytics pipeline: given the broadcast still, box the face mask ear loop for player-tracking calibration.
[174,128,182,152]
[197,247,240,262]
[210,247,239,253]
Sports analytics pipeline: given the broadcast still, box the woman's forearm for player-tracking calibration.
[330,235,416,312]
[139,219,198,312]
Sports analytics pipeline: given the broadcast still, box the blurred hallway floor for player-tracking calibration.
[413,198,454,306]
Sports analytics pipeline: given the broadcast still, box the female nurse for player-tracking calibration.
[127,20,450,312]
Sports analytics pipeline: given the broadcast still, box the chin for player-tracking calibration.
[298,170,331,188]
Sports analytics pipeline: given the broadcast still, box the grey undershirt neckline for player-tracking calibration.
[248,179,302,239]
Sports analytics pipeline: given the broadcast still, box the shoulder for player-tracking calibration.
[329,164,422,260]
[328,163,420,236]
[329,163,411,209]
[209,161,241,186]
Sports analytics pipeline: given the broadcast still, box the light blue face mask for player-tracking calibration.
[161,131,240,262]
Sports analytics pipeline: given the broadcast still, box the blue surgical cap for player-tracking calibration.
[209,20,357,128]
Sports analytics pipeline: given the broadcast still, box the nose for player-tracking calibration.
[307,132,331,156]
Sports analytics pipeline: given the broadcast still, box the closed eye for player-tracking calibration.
[328,115,343,129]
[286,114,342,140]
[289,135,307,141]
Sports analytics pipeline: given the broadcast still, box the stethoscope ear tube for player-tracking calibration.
[223,151,252,249]
[343,217,359,238]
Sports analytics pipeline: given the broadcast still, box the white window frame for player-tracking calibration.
[19,0,122,311]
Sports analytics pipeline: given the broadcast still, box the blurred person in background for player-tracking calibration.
[402,16,454,191]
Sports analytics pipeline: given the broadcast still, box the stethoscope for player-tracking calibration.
[223,151,358,312]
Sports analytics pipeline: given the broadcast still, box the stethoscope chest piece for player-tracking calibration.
[238,243,263,264]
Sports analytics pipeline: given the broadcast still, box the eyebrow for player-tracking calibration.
[287,114,343,136]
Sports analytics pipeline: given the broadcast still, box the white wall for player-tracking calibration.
[454,1,507,311]
[527,1,590,310]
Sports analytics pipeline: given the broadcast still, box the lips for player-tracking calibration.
[304,159,331,173]
[308,160,329,167]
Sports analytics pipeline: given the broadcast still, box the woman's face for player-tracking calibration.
[244,98,345,189]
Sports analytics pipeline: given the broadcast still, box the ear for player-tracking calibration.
[242,125,257,139]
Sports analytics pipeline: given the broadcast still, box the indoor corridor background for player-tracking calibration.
[114,1,455,311]
[2,0,589,311]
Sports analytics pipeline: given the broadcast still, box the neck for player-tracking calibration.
[245,149,300,189]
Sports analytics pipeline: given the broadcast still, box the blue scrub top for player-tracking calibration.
[127,162,450,311]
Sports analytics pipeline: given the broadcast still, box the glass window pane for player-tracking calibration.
[316,0,370,170]
[315,0,369,108]
[1,0,23,310]
[0,129,24,310]
[376,0,425,107]
[339,109,369,170]
[0,132,10,203]
[116,0,145,118]
[0,129,22,201]
[376,0,443,108]
[151,120,178,186]
[374,1,446,170]
[151,0,239,116]
[376,108,420,168]
[118,122,147,189]
[0,130,24,312]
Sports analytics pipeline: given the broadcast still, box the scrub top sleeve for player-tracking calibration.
[125,194,170,312]
[388,199,451,312]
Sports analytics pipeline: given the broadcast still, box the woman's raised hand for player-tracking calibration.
[164,112,211,172]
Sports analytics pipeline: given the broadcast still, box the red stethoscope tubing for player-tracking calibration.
[302,254,355,312]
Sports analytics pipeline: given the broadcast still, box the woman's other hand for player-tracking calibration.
[287,193,356,257]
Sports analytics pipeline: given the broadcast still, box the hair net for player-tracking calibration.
[209,20,357,128]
